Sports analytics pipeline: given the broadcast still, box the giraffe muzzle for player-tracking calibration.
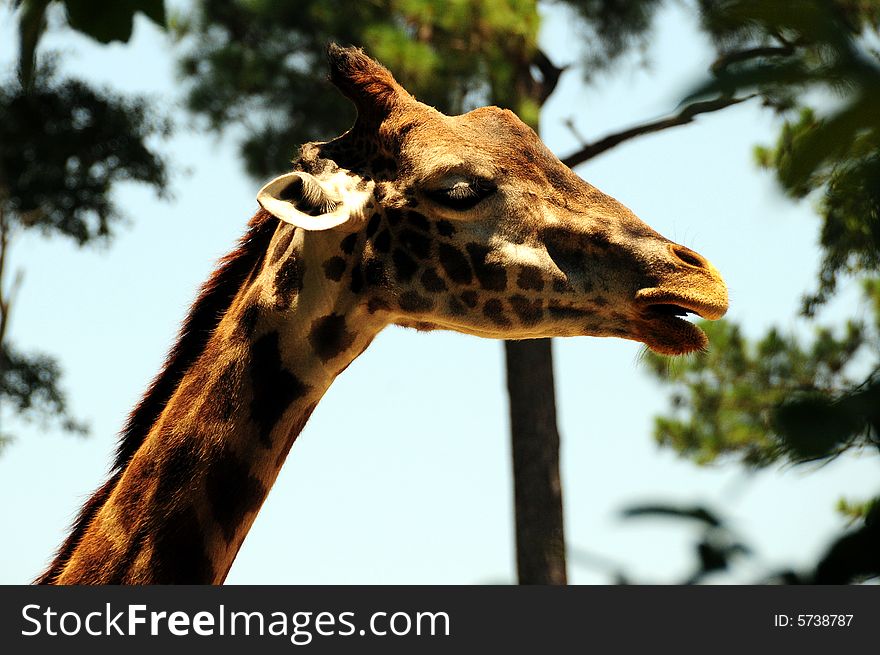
[630,242,729,354]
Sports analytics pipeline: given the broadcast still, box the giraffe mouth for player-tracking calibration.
[637,309,707,355]
[645,303,699,319]
[635,291,727,355]
[636,288,728,321]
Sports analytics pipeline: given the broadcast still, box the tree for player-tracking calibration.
[1,0,169,447]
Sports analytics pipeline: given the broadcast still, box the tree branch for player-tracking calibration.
[0,206,10,345]
[560,94,757,169]
[710,45,795,75]
[532,48,567,104]
[0,204,24,346]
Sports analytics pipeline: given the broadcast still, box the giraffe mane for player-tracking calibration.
[36,209,278,584]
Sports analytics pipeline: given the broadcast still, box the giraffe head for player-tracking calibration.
[257,45,728,355]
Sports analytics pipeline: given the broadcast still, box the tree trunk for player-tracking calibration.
[505,338,567,584]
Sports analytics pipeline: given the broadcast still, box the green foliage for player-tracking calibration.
[837,496,879,524]
[0,66,170,245]
[14,0,167,87]
[620,502,750,583]
[175,0,544,178]
[813,498,880,582]
[2,1,170,445]
[688,0,880,313]
[629,1,880,584]
[643,309,876,466]
[0,343,87,442]
[642,0,880,513]
[558,0,666,76]
[63,0,165,44]
[757,111,880,312]
[619,497,880,583]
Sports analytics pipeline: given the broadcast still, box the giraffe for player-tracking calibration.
[38,45,728,584]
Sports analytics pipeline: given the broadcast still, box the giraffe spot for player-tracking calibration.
[215,360,242,422]
[509,295,544,327]
[589,231,613,251]
[364,259,388,287]
[399,229,431,260]
[397,122,417,138]
[156,439,202,502]
[436,220,455,237]
[548,302,591,320]
[238,302,260,338]
[406,211,430,232]
[392,248,418,282]
[420,267,447,293]
[466,243,507,291]
[448,296,467,316]
[274,254,304,309]
[368,298,391,314]
[309,313,356,362]
[205,446,267,544]
[460,290,478,308]
[374,229,391,253]
[151,505,215,584]
[553,278,574,293]
[386,207,405,226]
[323,256,347,282]
[483,298,512,327]
[350,262,364,293]
[249,332,311,446]
[269,226,294,265]
[399,291,434,313]
[544,227,587,273]
[112,459,155,534]
[366,213,381,238]
[438,243,473,284]
[275,401,318,468]
[517,265,545,292]
[340,233,358,255]
[372,156,397,175]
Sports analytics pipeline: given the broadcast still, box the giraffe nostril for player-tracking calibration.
[670,244,707,269]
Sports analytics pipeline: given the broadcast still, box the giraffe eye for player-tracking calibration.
[425,179,496,211]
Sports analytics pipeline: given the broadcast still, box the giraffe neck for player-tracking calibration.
[51,221,380,584]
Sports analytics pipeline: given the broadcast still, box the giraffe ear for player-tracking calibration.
[257,172,371,231]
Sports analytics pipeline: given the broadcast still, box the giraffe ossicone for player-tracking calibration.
[39,44,727,584]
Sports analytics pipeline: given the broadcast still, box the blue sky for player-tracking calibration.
[1,2,876,584]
